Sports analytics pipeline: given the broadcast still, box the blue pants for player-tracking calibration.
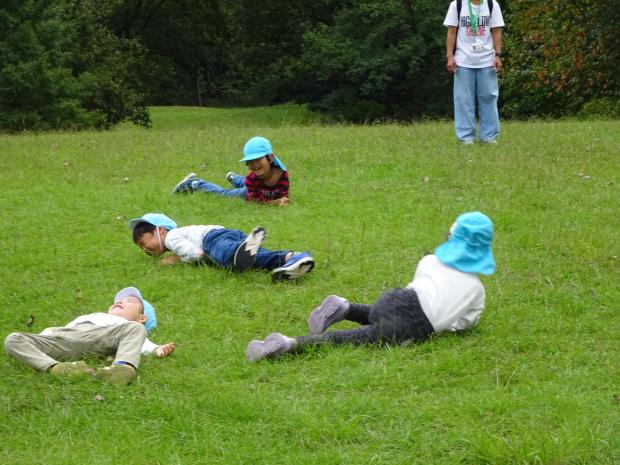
[202,229,288,270]
[453,66,500,142]
[192,177,247,199]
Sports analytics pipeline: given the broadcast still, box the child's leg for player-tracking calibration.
[253,248,289,270]
[229,174,246,188]
[347,303,372,325]
[246,326,381,362]
[202,228,248,267]
[89,321,147,369]
[203,228,266,270]
[297,325,381,346]
[367,288,434,343]
[4,331,71,371]
[308,296,368,335]
[191,178,248,199]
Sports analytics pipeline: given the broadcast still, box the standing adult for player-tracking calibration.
[444,0,505,144]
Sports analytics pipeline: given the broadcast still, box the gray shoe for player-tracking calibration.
[172,172,199,194]
[245,333,296,362]
[49,361,94,378]
[233,227,267,272]
[307,295,349,335]
[95,364,137,385]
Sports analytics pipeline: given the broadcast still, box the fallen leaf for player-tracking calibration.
[25,315,35,327]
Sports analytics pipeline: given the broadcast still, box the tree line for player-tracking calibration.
[1,0,618,131]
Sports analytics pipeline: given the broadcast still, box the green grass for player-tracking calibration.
[0,105,618,465]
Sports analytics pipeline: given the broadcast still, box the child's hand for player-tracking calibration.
[155,342,176,357]
[158,255,181,266]
[273,197,289,206]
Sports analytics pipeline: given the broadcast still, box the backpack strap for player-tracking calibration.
[457,0,494,20]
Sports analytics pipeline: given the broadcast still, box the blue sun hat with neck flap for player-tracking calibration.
[114,286,157,333]
[434,211,495,275]
[240,136,286,171]
[127,213,177,231]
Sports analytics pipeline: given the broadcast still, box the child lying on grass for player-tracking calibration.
[172,136,290,206]
[4,287,175,385]
[129,213,314,281]
[246,211,495,361]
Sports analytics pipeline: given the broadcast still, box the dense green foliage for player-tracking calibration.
[1,107,619,463]
[1,0,619,129]
[503,0,620,118]
[0,0,149,131]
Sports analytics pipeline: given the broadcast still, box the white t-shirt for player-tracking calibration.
[41,313,159,354]
[407,254,485,333]
[443,0,505,68]
[164,225,224,263]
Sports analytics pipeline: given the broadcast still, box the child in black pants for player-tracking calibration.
[246,211,496,361]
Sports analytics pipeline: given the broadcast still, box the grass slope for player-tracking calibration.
[0,106,618,465]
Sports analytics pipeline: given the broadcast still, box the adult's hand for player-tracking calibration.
[447,56,457,74]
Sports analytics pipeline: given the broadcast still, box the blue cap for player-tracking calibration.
[240,136,286,171]
[128,213,177,232]
[114,287,157,333]
[434,212,495,275]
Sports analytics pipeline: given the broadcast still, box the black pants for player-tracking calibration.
[296,288,434,347]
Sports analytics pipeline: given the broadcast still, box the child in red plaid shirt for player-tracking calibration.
[172,136,289,206]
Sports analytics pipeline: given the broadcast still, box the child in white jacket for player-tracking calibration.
[246,211,495,361]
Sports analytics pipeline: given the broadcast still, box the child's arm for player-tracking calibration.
[155,342,175,357]
[158,254,183,266]
[141,339,176,356]
[265,197,289,206]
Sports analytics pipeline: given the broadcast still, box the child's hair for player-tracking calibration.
[132,222,157,244]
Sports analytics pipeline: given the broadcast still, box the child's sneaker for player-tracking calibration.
[172,172,199,194]
[95,364,137,385]
[225,171,238,184]
[49,361,94,378]
[307,295,350,335]
[245,332,297,362]
[233,227,267,272]
[271,252,315,281]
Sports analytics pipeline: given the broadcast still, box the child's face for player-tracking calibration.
[136,230,165,256]
[245,155,273,179]
[108,296,146,323]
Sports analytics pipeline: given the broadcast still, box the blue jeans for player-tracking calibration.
[202,229,288,270]
[453,66,500,142]
[229,174,246,188]
[192,178,247,199]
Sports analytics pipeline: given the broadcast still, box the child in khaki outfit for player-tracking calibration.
[4,287,175,384]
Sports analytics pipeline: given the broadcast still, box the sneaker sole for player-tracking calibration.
[233,227,266,272]
[95,365,137,385]
[171,173,198,194]
[272,257,315,282]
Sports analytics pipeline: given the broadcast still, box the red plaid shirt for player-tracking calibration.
[245,170,289,203]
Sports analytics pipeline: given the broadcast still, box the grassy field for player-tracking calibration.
[0,105,618,465]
